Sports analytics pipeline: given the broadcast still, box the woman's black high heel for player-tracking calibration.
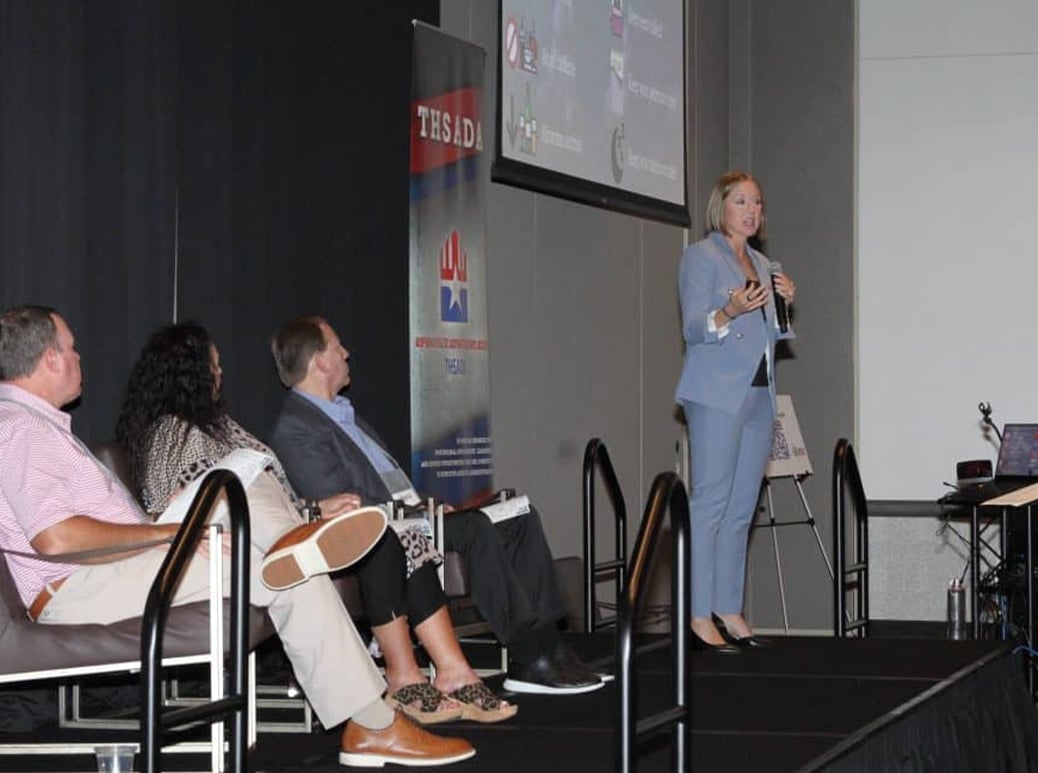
[690,627,741,654]
[712,614,770,648]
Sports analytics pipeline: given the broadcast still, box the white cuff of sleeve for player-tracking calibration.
[708,309,731,339]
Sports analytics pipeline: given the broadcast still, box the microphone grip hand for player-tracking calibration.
[773,287,789,333]
[770,271,795,333]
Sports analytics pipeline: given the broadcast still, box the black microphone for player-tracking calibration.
[768,261,789,333]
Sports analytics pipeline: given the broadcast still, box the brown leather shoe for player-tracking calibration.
[260,506,387,591]
[339,711,475,767]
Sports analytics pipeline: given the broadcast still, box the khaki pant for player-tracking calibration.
[40,473,385,729]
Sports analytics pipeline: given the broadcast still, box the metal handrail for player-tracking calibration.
[617,472,690,773]
[583,438,628,633]
[832,439,869,638]
[141,469,251,773]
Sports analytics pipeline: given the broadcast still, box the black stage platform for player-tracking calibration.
[2,632,1037,772]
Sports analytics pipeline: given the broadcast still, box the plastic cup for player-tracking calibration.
[94,744,136,773]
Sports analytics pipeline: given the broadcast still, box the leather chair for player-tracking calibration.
[0,546,272,680]
[0,491,274,767]
[89,441,321,732]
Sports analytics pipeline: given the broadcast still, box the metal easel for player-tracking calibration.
[754,395,834,633]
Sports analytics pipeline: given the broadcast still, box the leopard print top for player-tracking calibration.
[138,414,299,515]
[138,414,441,576]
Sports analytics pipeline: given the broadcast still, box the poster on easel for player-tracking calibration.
[765,394,812,479]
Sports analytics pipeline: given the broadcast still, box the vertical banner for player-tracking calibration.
[409,23,494,504]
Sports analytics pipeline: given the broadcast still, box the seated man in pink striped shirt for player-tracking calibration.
[0,305,474,768]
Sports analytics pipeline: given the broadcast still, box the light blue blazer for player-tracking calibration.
[674,231,794,415]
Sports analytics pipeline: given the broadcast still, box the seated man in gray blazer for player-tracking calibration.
[267,314,602,695]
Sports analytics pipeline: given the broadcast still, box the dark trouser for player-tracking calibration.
[355,530,446,628]
[444,506,569,665]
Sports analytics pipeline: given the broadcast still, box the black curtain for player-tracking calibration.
[1,0,438,460]
[0,0,177,443]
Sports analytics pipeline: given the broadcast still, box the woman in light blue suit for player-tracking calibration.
[675,171,796,651]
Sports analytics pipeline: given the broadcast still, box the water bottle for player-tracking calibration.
[947,578,966,640]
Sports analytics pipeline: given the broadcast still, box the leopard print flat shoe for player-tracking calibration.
[384,682,463,725]
[448,682,518,723]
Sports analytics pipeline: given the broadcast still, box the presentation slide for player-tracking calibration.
[495,0,688,224]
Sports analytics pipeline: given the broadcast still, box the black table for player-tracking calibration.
[940,486,1038,695]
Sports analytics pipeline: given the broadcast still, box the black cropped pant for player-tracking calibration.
[355,529,445,628]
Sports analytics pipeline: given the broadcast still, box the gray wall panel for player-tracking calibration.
[741,0,855,630]
[641,220,685,489]
[530,200,643,554]
[484,186,539,501]
[691,0,731,228]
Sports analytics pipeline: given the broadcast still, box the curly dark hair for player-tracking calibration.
[115,322,228,491]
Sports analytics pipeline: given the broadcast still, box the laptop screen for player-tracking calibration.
[996,423,1038,478]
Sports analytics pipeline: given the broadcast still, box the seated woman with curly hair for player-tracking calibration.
[115,322,515,725]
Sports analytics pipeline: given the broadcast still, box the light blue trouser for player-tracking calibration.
[683,388,774,618]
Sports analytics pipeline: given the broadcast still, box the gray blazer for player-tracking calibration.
[674,231,794,414]
[268,391,394,507]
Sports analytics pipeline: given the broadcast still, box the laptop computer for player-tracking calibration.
[940,423,1038,506]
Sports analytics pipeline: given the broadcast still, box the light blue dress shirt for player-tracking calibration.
[293,389,397,474]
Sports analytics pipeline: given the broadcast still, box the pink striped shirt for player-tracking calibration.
[0,383,145,607]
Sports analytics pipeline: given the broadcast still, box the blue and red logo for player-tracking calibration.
[440,230,468,323]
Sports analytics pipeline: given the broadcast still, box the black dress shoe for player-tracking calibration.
[503,652,604,695]
[689,629,741,654]
[712,614,771,648]
[551,642,597,675]
[552,641,615,683]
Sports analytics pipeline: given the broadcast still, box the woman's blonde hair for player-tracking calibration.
[703,171,766,239]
